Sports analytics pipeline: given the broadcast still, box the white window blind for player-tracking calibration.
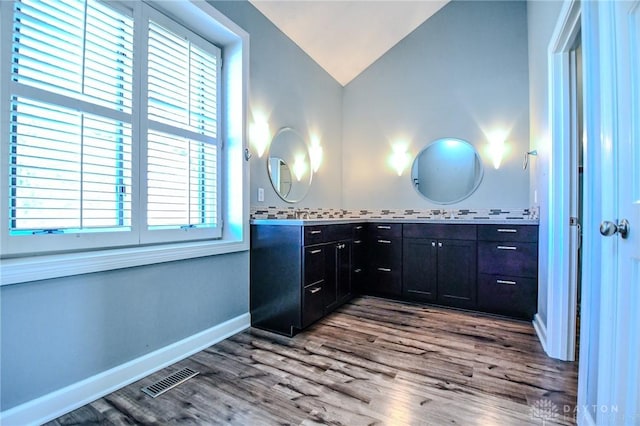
[4,0,224,255]
[146,18,221,234]
[9,0,134,236]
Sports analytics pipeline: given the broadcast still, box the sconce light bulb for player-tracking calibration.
[486,130,508,170]
[389,144,410,176]
[309,136,323,173]
[250,120,270,158]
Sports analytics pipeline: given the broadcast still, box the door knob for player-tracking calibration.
[600,219,630,239]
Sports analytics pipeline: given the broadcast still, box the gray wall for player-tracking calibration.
[1,0,342,412]
[342,0,529,210]
[1,253,248,409]
[527,0,564,326]
[211,1,344,209]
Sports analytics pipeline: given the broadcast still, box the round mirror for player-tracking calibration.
[411,138,483,204]
[267,128,312,203]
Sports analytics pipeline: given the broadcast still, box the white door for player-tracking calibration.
[579,1,640,425]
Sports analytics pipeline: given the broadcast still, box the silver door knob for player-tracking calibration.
[600,219,630,239]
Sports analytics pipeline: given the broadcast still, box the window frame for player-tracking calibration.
[0,0,250,285]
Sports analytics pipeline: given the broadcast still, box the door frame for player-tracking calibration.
[539,0,581,362]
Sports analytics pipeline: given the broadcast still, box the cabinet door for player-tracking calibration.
[325,241,351,311]
[402,238,437,302]
[336,241,352,302]
[437,239,477,309]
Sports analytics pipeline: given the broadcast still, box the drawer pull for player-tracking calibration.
[355,226,363,230]
[497,228,518,233]
[497,279,517,285]
[310,287,322,294]
[497,245,517,250]
[378,239,391,244]
[354,240,362,244]
[354,268,362,273]
[309,249,322,254]
[337,243,346,249]
[309,230,322,235]
[438,242,443,248]
[377,267,392,272]
[377,225,392,230]
[431,241,436,247]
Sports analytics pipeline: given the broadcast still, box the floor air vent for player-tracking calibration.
[141,367,199,398]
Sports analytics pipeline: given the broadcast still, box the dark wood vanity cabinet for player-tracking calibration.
[477,224,538,319]
[252,221,539,333]
[402,224,477,309]
[367,223,403,296]
[250,223,362,336]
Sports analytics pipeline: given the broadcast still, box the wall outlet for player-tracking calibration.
[258,187,264,202]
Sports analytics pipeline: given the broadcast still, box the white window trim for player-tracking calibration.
[0,0,250,286]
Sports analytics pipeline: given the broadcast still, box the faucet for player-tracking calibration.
[295,209,309,219]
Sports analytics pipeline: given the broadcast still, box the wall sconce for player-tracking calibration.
[292,153,308,181]
[309,134,323,173]
[389,143,411,176]
[486,130,508,169]
[523,149,538,170]
[249,118,270,157]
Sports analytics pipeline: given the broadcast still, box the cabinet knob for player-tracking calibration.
[438,242,443,248]
[431,241,436,247]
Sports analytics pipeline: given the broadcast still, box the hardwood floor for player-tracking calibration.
[47,297,578,425]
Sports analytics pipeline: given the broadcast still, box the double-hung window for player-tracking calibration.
[4,0,223,256]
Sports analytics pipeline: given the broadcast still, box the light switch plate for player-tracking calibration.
[258,187,264,202]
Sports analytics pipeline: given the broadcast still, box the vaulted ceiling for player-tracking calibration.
[249,1,450,86]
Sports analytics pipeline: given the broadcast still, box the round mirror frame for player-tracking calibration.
[267,127,313,203]
[410,138,484,204]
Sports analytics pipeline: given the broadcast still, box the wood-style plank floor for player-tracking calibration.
[47,297,578,425]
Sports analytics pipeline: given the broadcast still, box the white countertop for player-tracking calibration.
[250,218,539,226]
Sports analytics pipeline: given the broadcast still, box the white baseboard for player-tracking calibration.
[0,313,251,426]
[532,313,549,354]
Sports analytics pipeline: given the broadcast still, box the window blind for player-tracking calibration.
[9,0,134,234]
[146,20,220,231]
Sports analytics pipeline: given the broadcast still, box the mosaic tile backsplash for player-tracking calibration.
[251,206,539,221]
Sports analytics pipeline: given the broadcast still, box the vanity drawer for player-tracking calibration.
[302,282,324,328]
[304,246,326,286]
[370,267,402,296]
[477,224,538,243]
[403,223,476,240]
[371,223,402,238]
[477,273,537,319]
[304,226,326,245]
[325,223,352,242]
[371,237,402,267]
[478,241,537,277]
[352,223,367,240]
